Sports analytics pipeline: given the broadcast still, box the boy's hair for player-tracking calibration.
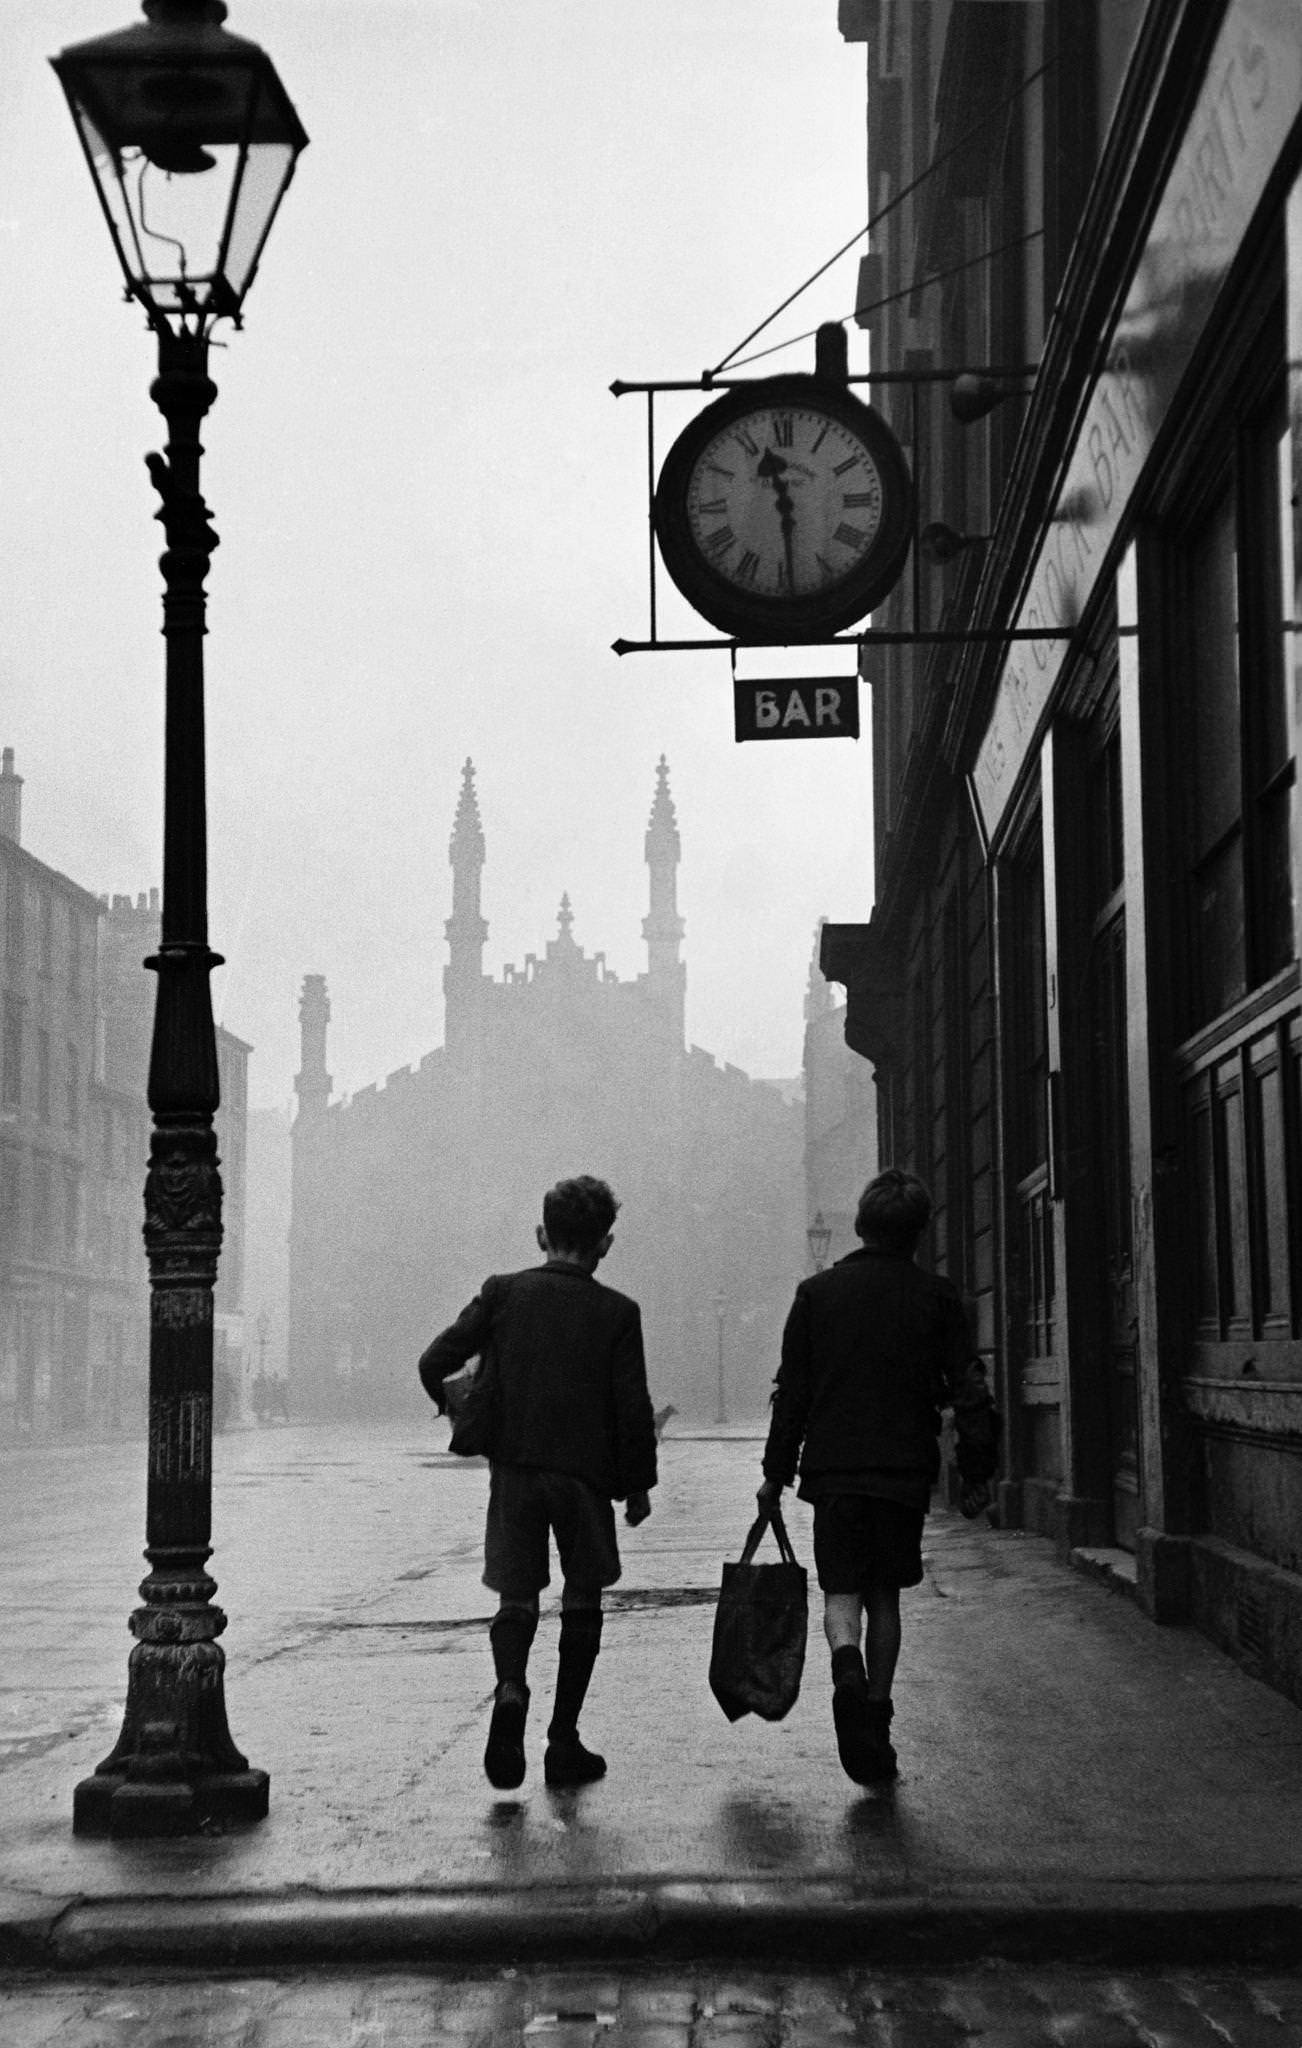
[854,1168,932,1253]
[543,1176,620,1252]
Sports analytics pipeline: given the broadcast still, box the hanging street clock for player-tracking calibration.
[652,372,914,641]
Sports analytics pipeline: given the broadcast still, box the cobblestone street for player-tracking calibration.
[4,1964,1302,2046]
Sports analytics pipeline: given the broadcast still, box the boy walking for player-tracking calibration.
[758,1169,999,1785]
[419,1177,657,1790]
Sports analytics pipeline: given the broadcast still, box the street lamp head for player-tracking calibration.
[52,0,308,336]
[806,1209,833,1269]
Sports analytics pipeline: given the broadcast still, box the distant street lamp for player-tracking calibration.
[714,1290,727,1427]
[53,0,307,1838]
[807,1210,833,1272]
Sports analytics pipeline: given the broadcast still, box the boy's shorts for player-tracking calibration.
[484,1463,621,1597]
[812,1494,925,1592]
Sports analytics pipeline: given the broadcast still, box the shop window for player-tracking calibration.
[1180,394,1293,1030]
[36,1028,50,1124]
[1008,847,1049,1183]
[33,1160,52,1257]
[2,996,21,1109]
[0,1150,18,1258]
[1004,825,1054,1365]
[64,1173,81,1261]
[5,875,23,970]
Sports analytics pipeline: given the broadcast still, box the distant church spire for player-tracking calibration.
[445,758,488,1057]
[449,756,486,870]
[643,754,685,1045]
[557,892,576,943]
[644,753,681,869]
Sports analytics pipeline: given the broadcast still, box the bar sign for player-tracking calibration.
[733,676,859,743]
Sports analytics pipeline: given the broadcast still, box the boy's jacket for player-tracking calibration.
[763,1246,1000,1493]
[419,1259,658,1501]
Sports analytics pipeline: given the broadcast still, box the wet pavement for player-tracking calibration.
[2,1426,1302,1974]
[4,1963,1302,2045]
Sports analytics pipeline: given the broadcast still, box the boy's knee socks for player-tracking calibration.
[490,1605,538,1689]
[549,1609,603,1740]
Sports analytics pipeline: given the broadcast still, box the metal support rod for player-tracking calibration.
[646,389,657,646]
[610,366,1037,397]
[73,325,268,1840]
[613,627,1074,656]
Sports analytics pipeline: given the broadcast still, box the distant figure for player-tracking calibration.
[418,1177,658,1791]
[758,1168,1001,1785]
[653,1403,677,1442]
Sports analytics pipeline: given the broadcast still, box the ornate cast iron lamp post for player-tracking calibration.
[52,0,307,1837]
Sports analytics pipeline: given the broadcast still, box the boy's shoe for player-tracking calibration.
[543,1735,607,1787]
[833,1681,897,1785]
[862,1699,898,1782]
[484,1680,529,1789]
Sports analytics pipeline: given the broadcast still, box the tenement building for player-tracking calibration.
[825,0,1302,1706]
[0,749,251,1442]
[289,760,803,1422]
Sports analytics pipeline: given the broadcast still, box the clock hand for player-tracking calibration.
[757,447,798,589]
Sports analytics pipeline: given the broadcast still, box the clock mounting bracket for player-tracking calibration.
[611,339,1066,664]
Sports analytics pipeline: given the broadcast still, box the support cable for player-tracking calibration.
[708,58,1051,378]
[725,226,1044,375]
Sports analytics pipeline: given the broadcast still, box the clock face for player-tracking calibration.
[653,374,913,640]
[686,405,885,600]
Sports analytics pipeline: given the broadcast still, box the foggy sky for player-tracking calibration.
[0,1,874,1109]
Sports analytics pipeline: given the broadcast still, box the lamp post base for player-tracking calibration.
[73,1767,270,1839]
[71,1627,270,1838]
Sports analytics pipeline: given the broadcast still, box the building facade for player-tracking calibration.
[826,0,1302,1705]
[289,760,804,1424]
[0,749,121,1440]
[0,750,251,1444]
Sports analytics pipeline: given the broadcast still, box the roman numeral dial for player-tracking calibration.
[682,404,887,600]
[652,372,914,639]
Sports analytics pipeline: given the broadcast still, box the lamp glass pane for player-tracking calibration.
[221,139,294,298]
[122,143,243,310]
[72,102,150,284]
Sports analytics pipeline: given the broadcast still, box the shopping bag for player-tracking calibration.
[708,1507,807,1723]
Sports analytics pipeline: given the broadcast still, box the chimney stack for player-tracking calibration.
[0,749,22,845]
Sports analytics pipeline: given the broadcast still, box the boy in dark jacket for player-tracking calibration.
[758,1169,999,1785]
[419,1177,657,1791]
